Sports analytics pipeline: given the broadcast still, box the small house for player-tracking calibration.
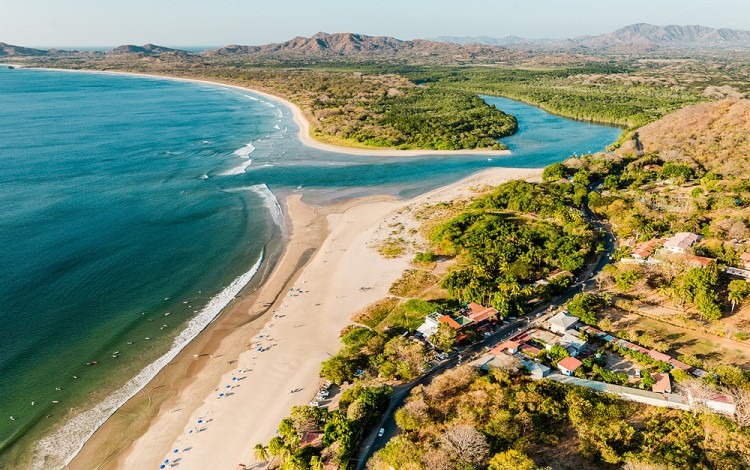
[562,331,587,357]
[521,360,551,379]
[491,340,521,355]
[741,252,750,270]
[558,356,583,376]
[663,232,701,254]
[652,373,672,394]
[466,303,497,324]
[548,311,580,334]
[631,238,664,260]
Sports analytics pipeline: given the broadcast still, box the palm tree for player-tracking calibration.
[729,289,744,314]
[310,456,325,470]
[253,443,269,464]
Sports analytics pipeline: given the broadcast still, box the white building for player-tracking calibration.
[663,232,701,254]
[548,311,580,334]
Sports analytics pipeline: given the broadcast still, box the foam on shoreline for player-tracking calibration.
[244,184,287,237]
[30,253,265,469]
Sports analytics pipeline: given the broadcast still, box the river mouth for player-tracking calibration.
[0,69,621,467]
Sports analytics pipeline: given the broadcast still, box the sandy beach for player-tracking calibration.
[30,67,511,158]
[66,166,540,470]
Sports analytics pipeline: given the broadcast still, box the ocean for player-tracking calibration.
[0,68,621,465]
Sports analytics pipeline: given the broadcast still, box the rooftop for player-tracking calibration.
[664,232,701,251]
[631,238,664,259]
[558,356,583,372]
[548,311,580,330]
[438,315,462,330]
[652,373,671,394]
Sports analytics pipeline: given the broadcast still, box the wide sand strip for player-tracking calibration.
[31,67,511,158]
[67,167,540,470]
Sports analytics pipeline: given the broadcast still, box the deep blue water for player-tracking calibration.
[0,68,620,460]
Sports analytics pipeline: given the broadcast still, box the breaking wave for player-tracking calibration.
[31,253,265,469]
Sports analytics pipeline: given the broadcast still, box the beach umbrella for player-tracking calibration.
[174,449,179,453]
[225,385,231,389]
[197,419,203,423]
[232,377,237,381]
[160,465,165,469]
[219,393,225,397]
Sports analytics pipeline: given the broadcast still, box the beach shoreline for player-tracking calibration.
[65,166,541,470]
[6,68,530,469]
[27,67,512,157]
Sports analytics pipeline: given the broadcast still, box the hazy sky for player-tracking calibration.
[4,0,750,48]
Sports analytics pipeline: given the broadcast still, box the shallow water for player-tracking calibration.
[0,68,620,463]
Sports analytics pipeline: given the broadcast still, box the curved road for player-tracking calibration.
[354,194,616,469]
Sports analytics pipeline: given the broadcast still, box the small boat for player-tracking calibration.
[113,351,120,355]
[145,337,151,340]
[52,401,59,404]
[164,312,171,317]
[127,341,133,345]
[72,376,78,379]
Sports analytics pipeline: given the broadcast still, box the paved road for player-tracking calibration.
[354,194,617,469]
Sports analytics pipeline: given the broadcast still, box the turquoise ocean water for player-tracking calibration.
[0,68,620,464]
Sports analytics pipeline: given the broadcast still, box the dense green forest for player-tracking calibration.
[430,180,595,316]
[370,366,750,469]
[395,66,704,129]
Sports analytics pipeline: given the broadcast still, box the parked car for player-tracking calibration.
[310,400,320,407]
[378,428,385,437]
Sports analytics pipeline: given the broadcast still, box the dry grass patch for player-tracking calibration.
[353,297,400,328]
[388,269,439,298]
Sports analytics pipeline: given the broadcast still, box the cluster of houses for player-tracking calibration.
[416,303,496,342]
[626,231,714,268]
[625,230,750,281]
[472,308,711,398]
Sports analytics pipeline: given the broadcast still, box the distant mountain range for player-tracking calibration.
[3,24,750,61]
[110,43,190,56]
[434,23,750,51]
[202,31,513,62]
[0,42,49,57]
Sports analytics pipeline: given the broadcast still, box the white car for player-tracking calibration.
[309,400,320,407]
[378,428,385,437]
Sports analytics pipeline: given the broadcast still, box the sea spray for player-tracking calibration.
[31,253,265,469]
[233,142,255,158]
[232,184,287,237]
[218,159,253,176]
[217,142,255,176]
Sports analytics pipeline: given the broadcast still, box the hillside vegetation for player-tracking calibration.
[370,367,750,470]
[620,99,750,174]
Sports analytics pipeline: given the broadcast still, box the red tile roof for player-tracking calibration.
[685,255,714,267]
[668,358,693,371]
[631,238,663,259]
[438,315,461,330]
[491,341,521,355]
[558,356,583,372]
[519,343,541,356]
[652,373,672,394]
[467,303,497,322]
[648,350,672,363]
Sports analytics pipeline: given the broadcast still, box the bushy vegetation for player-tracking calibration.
[261,385,391,469]
[400,66,703,128]
[429,180,595,316]
[369,367,750,469]
[320,326,429,385]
